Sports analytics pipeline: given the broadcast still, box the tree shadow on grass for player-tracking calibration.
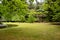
[50,22,60,25]
[7,24,18,27]
[0,24,18,29]
[50,22,60,30]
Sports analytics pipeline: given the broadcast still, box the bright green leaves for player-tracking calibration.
[0,0,28,21]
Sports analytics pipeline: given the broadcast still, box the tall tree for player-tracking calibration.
[43,0,60,22]
[0,0,28,21]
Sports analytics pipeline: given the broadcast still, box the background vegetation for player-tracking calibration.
[0,0,60,22]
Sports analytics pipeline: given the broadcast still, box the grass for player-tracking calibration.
[0,22,60,40]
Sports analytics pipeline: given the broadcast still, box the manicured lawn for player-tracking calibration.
[0,23,60,40]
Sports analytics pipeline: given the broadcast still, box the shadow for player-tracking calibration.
[0,24,18,29]
[50,22,60,31]
[0,24,7,29]
[50,22,60,25]
[6,24,18,28]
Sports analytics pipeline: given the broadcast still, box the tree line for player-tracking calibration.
[0,0,60,22]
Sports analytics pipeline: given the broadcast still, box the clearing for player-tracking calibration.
[0,23,60,40]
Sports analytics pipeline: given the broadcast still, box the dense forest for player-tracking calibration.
[0,0,60,22]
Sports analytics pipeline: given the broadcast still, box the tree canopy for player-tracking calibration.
[0,0,28,21]
[0,0,60,22]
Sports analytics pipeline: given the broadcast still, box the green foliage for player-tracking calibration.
[0,0,28,21]
[20,15,26,22]
[52,13,60,22]
[43,0,60,22]
[30,0,34,2]
[0,0,60,22]
[27,14,36,23]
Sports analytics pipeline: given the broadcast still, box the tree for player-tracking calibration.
[0,0,28,21]
[43,0,60,22]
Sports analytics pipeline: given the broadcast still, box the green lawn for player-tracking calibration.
[0,23,60,40]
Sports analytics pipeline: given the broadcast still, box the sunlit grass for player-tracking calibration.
[0,23,60,40]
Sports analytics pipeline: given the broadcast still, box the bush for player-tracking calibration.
[26,14,36,23]
[52,13,60,22]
